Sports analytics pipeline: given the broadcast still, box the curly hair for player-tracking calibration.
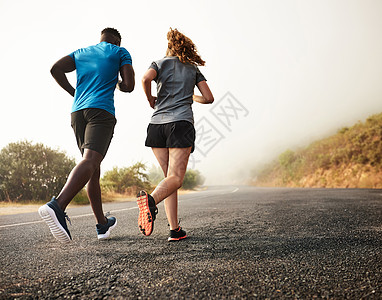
[167,28,205,66]
[101,27,122,41]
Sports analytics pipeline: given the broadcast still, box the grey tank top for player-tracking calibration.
[149,56,206,125]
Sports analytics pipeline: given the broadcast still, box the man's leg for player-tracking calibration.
[56,149,103,210]
[38,149,103,243]
[87,166,107,225]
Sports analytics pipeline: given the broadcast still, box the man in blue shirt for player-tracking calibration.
[39,28,135,243]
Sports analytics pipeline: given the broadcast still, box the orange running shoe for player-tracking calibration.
[137,191,158,236]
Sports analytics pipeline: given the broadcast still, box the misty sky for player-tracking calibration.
[1,0,382,184]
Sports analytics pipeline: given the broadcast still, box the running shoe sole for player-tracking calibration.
[38,204,71,243]
[168,235,188,242]
[137,191,154,236]
[97,219,118,240]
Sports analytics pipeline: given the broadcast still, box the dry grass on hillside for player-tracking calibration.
[252,112,382,188]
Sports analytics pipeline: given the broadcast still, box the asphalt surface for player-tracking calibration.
[0,186,381,299]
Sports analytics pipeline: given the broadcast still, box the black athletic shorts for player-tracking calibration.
[145,121,195,153]
[71,108,117,157]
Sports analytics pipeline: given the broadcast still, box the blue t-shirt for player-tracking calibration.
[69,41,132,116]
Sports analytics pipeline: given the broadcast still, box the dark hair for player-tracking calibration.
[101,28,122,41]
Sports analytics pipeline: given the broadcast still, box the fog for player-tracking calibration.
[1,0,382,185]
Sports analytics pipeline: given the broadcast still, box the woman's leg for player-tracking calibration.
[151,148,170,199]
[152,148,169,176]
[164,192,179,230]
[151,147,191,230]
[151,148,179,230]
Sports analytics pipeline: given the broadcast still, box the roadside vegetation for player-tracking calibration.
[252,112,382,188]
[0,141,205,204]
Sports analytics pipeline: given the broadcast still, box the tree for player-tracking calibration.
[0,141,75,202]
[101,162,152,195]
[182,169,205,190]
[147,164,164,186]
[147,164,205,190]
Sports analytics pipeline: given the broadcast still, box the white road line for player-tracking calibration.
[0,207,137,229]
[70,207,137,219]
[0,220,44,229]
[0,188,239,229]
[182,187,239,200]
[220,187,239,195]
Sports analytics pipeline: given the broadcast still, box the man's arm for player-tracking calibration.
[117,64,135,93]
[50,56,76,97]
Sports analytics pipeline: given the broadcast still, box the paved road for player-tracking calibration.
[1,186,381,299]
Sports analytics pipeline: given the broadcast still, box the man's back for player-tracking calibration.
[69,41,132,116]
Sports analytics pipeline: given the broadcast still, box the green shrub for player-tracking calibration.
[101,162,152,195]
[148,164,164,185]
[0,141,75,202]
[182,169,205,190]
[72,189,89,205]
[278,149,296,169]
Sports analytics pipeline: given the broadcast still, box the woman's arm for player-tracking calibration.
[193,80,214,104]
[142,68,158,108]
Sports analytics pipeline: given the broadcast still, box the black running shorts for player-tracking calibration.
[145,121,195,153]
[71,108,117,157]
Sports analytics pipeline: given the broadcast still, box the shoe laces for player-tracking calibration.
[105,211,111,218]
[64,212,72,226]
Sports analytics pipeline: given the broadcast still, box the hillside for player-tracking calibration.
[252,112,382,188]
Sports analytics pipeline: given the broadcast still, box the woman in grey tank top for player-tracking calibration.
[137,28,214,241]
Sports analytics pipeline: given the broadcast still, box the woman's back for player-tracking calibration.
[150,56,206,125]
